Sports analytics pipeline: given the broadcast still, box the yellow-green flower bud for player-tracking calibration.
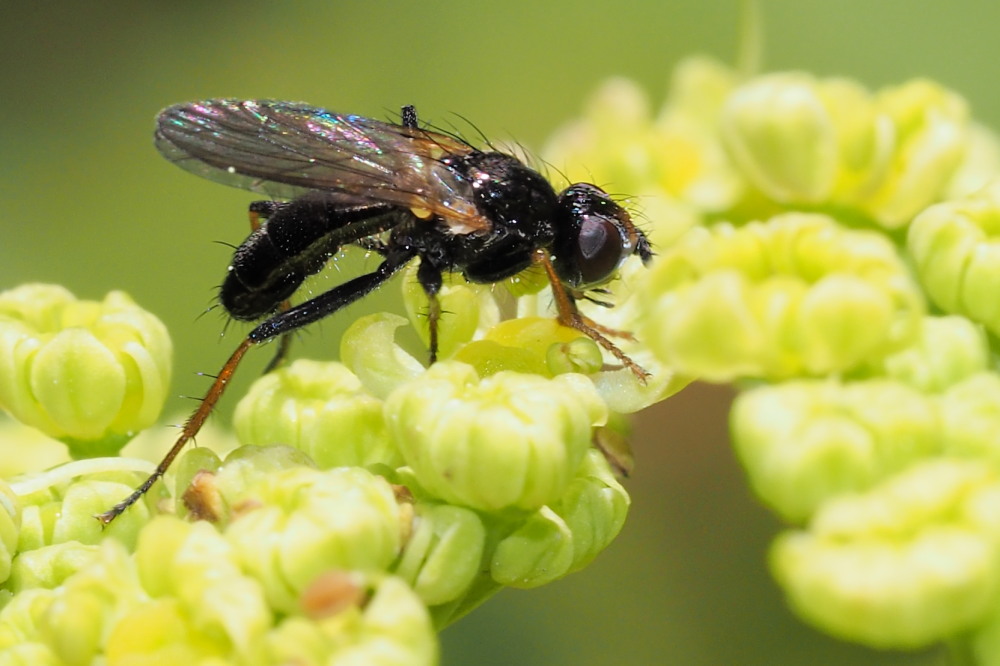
[0,416,68,479]
[721,74,967,228]
[546,336,605,376]
[452,339,549,378]
[340,313,425,400]
[0,284,171,457]
[639,213,923,381]
[0,480,19,585]
[133,516,271,655]
[863,79,968,226]
[543,77,658,197]
[402,263,499,360]
[771,460,1000,648]
[41,588,105,665]
[174,444,318,525]
[491,506,573,588]
[233,359,398,469]
[0,589,61,660]
[21,541,141,666]
[722,73,876,204]
[485,317,585,363]
[732,379,939,522]
[223,467,400,614]
[0,644,60,665]
[908,179,1000,336]
[511,261,687,413]
[106,599,229,663]
[551,448,630,572]
[543,60,742,221]
[948,123,1000,199]
[253,576,436,666]
[5,536,145,663]
[939,372,1000,463]
[652,57,744,212]
[394,502,486,606]
[491,449,630,588]
[870,315,988,392]
[15,473,150,552]
[7,542,99,593]
[385,362,606,512]
[218,444,317,493]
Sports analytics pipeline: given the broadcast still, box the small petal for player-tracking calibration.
[340,313,424,400]
[492,449,630,587]
[394,503,486,606]
[491,506,574,588]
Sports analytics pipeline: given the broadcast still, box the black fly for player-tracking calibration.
[98,100,652,523]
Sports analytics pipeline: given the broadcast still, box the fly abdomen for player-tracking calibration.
[220,195,397,320]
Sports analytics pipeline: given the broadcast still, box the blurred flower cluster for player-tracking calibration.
[545,57,1000,660]
[5,54,1000,663]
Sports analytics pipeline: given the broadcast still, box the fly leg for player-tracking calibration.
[416,259,444,364]
[247,200,293,373]
[533,249,649,381]
[97,247,416,525]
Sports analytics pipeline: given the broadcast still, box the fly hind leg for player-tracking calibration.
[247,200,293,373]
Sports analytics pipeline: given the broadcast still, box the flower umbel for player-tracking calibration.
[8,54,1000,664]
[541,56,1000,662]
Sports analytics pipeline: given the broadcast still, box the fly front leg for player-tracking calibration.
[533,249,649,381]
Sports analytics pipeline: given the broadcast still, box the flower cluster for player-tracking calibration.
[6,54,1000,663]
[546,58,1000,659]
[0,275,644,662]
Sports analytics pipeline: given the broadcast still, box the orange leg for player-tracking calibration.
[533,250,649,381]
[97,338,254,524]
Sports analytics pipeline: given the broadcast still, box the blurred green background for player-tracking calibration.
[4,1,997,663]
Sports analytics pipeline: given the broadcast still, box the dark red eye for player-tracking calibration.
[576,215,627,285]
[551,183,639,287]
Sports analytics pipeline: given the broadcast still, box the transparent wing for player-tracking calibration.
[155,99,489,229]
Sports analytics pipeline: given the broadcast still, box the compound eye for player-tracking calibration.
[576,215,628,285]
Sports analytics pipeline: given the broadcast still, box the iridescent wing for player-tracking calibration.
[155,100,490,231]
